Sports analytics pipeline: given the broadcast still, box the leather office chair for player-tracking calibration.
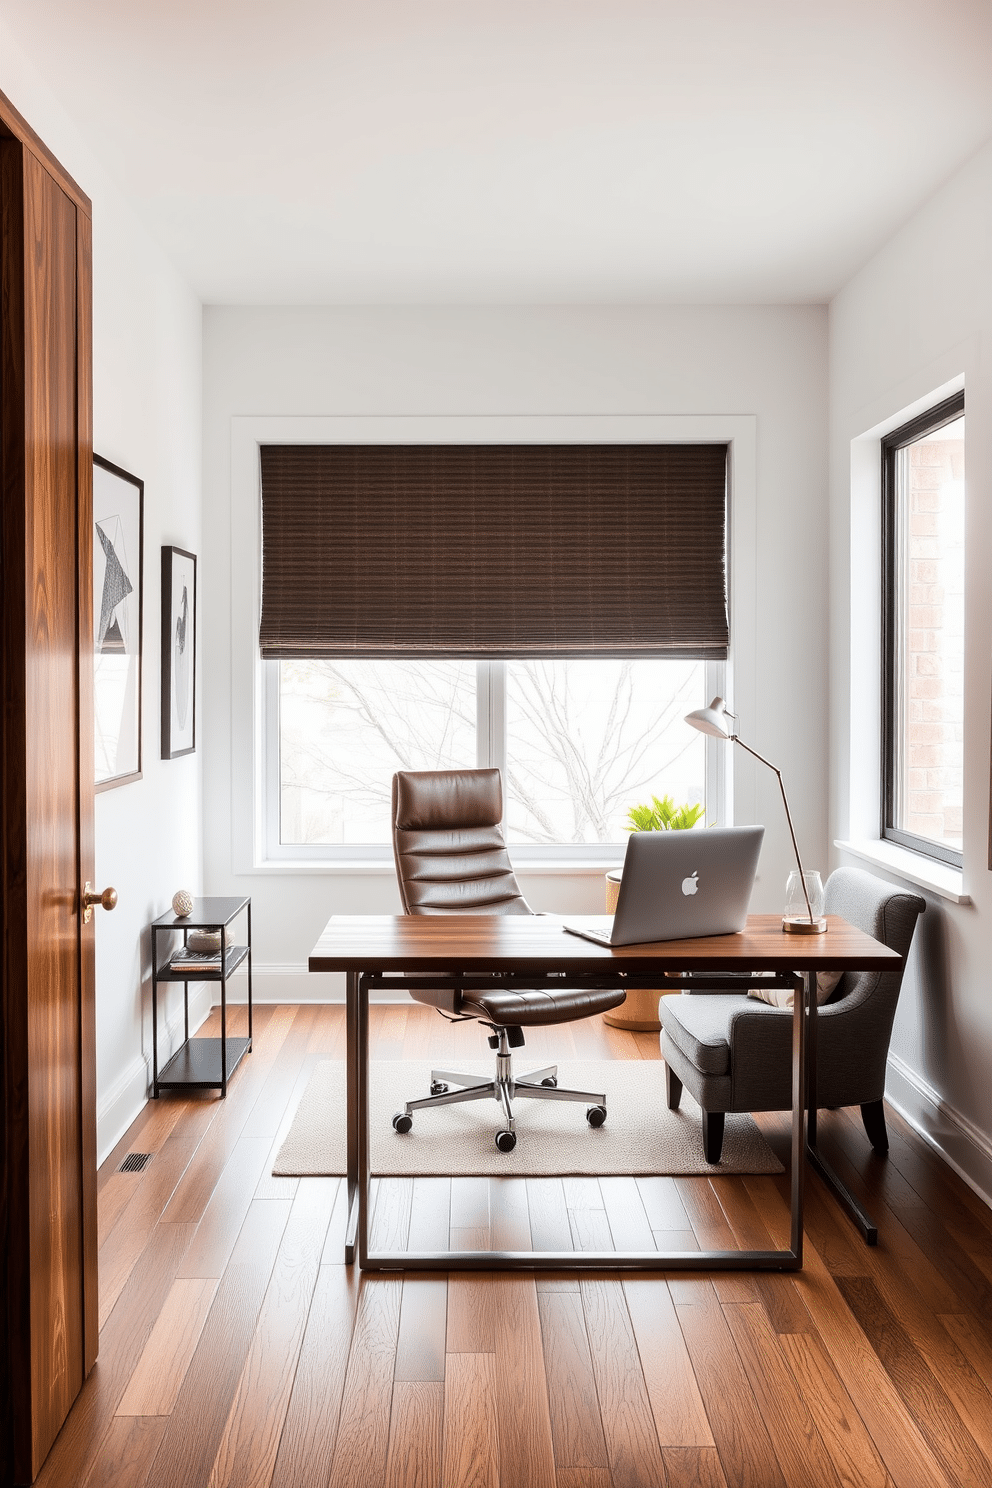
[660,867,925,1163]
[390,767,626,1151]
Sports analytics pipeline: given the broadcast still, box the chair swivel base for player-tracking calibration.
[392,1039,607,1152]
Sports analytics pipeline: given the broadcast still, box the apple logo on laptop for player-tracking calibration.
[682,871,700,897]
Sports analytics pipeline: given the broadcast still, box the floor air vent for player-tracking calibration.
[119,1152,152,1173]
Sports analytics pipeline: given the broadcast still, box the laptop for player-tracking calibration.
[563,825,765,946]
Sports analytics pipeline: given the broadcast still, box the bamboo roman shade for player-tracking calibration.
[258,443,728,660]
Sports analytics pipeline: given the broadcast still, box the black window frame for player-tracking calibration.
[881,390,965,868]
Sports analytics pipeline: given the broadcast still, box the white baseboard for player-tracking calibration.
[886,1052,992,1211]
[228,963,413,1005]
[97,1054,151,1166]
[96,984,213,1165]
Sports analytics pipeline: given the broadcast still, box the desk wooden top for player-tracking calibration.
[308,914,899,975]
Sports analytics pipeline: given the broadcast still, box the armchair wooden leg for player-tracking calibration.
[860,1099,888,1154]
[665,1064,683,1111]
[703,1111,725,1165]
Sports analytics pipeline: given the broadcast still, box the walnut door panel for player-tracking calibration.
[0,96,96,1486]
[22,146,85,1471]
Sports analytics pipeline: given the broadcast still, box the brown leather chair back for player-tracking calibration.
[391,768,532,916]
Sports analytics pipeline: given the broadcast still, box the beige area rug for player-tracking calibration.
[273,1060,783,1178]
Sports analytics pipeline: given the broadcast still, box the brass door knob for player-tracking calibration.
[83,882,118,923]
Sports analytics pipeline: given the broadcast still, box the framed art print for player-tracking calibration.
[161,546,196,759]
[93,455,143,789]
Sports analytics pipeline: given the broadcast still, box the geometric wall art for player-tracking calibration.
[161,545,197,759]
[93,455,143,789]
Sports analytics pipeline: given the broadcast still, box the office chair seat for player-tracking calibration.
[451,983,624,1027]
[391,767,625,1151]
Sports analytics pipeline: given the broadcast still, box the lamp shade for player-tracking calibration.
[684,697,733,740]
[683,696,827,932]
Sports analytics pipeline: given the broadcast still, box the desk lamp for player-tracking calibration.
[684,697,827,933]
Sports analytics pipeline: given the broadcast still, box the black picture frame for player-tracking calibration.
[161,546,197,759]
[94,455,143,790]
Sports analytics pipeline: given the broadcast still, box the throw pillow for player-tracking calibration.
[746,969,843,1010]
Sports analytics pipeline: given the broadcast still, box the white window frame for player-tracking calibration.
[230,413,757,874]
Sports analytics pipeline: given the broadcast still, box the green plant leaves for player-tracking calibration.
[625,793,705,832]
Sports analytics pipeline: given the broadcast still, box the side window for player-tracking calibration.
[882,393,964,866]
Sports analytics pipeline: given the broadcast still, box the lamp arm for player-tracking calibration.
[731,735,814,924]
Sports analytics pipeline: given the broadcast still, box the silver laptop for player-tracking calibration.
[563,825,764,946]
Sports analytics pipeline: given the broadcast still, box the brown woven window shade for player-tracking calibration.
[258,443,728,660]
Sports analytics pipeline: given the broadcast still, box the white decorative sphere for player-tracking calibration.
[172,889,194,917]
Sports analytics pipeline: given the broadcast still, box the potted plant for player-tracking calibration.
[625,793,705,834]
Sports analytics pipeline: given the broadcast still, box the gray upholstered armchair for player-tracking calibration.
[660,867,925,1163]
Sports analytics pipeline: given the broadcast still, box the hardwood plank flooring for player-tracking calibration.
[443,1353,500,1488]
[577,1279,665,1488]
[492,1274,557,1488]
[622,1279,713,1449]
[385,1380,444,1488]
[395,1278,448,1382]
[326,1277,403,1488]
[115,1278,218,1416]
[268,1259,359,1488]
[207,1180,339,1488]
[34,1003,992,1488]
[142,1199,293,1488]
[537,1289,611,1472]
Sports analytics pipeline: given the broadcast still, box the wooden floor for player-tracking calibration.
[36,1003,992,1488]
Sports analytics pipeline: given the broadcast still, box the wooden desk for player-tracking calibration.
[309,913,899,1272]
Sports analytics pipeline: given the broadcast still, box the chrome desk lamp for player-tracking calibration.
[684,696,827,933]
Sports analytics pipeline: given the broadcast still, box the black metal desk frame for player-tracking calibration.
[343,964,832,1273]
[150,896,253,1098]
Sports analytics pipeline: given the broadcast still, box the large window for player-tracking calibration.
[882,393,965,866]
[269,658,713,856]
[254,432,734,864]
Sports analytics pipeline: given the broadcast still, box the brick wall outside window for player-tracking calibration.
[897,429,965,850]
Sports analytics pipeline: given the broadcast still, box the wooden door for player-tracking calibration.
[1,93,97,1485]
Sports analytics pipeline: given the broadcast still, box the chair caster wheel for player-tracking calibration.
[430,1081,449,1095]
[541,1076,557,1087]
[392,1112,413,1133]
[495,1129,517,1153]
[586,1105,607,1128]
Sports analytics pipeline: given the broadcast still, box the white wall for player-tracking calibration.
[1,36,204,1159]
[202,305,829,999]
[830,139,992,1198]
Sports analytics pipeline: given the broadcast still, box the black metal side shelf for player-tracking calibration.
[156,1037,252,1090]
[150,896,253,1098]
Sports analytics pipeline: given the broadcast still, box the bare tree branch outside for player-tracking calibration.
[278,659,705,846]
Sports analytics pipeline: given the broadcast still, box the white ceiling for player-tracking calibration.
[6,0,992,304]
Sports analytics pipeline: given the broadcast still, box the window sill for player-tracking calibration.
[254,857,626,877]
[834,839,970,904]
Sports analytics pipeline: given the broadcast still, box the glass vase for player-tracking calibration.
[783,869,827,934]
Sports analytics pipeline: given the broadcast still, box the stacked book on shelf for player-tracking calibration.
[169,926,234,974]
[169,947,224,973]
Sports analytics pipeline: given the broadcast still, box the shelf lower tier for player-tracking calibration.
[155,1036,251,1091]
